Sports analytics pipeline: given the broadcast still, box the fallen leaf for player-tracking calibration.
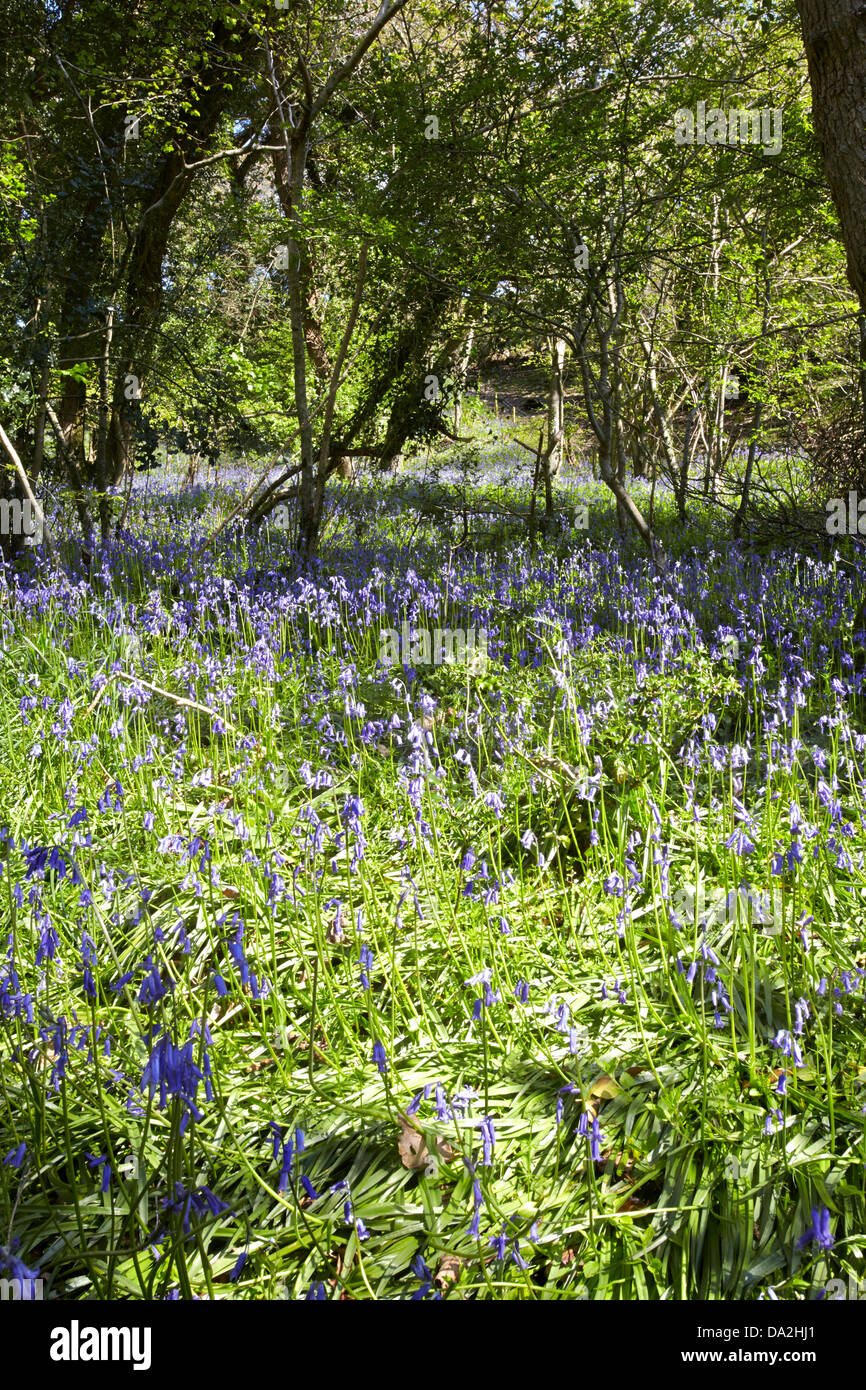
[435,1254,463,1288]
[398,1116,428,1171]
[617,1194,649,1214]
[589,1073,622,1100]
[397,1114,455,1171]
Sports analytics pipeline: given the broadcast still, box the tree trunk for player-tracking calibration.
[545,336,567,479]
[95,307,113,544]
[796,0,866,311]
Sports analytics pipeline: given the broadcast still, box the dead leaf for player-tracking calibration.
[435,1254,463,1288]
[398,1116,428,1170]
[398,1114,455,1171]
[589,1073,622,1101]
[617,1194,649,1214]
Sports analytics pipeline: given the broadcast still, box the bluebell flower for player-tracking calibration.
[140,1031,208,1130]
[80,930,98,999]
[467,1175,484,1238]
[278,1136,294,1192]
[269,1121,282,1162]
[137,955,169,1006]
[410,1253,441,1300]
[796,1207,834,1251]
[434,1084,448,1120]
[772,1029,805,1068]
[511,1240,529,1270]
[478,1117,495,1166]
[359,944,373,990]
[590,1118,604,1162]
[465,967,492,987]
[0,1241,40,1292]
[724,828,755,856]
[489,1225,509,1259]
[372,1040,388,1074]
[86,1151,111,1192]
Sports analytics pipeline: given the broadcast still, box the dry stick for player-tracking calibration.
[197,426,307,555]
[0,422,60,569]
[114,669,240,735]
[83,672,117,719]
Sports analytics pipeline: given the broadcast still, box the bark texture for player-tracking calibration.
[797,0,866,308]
